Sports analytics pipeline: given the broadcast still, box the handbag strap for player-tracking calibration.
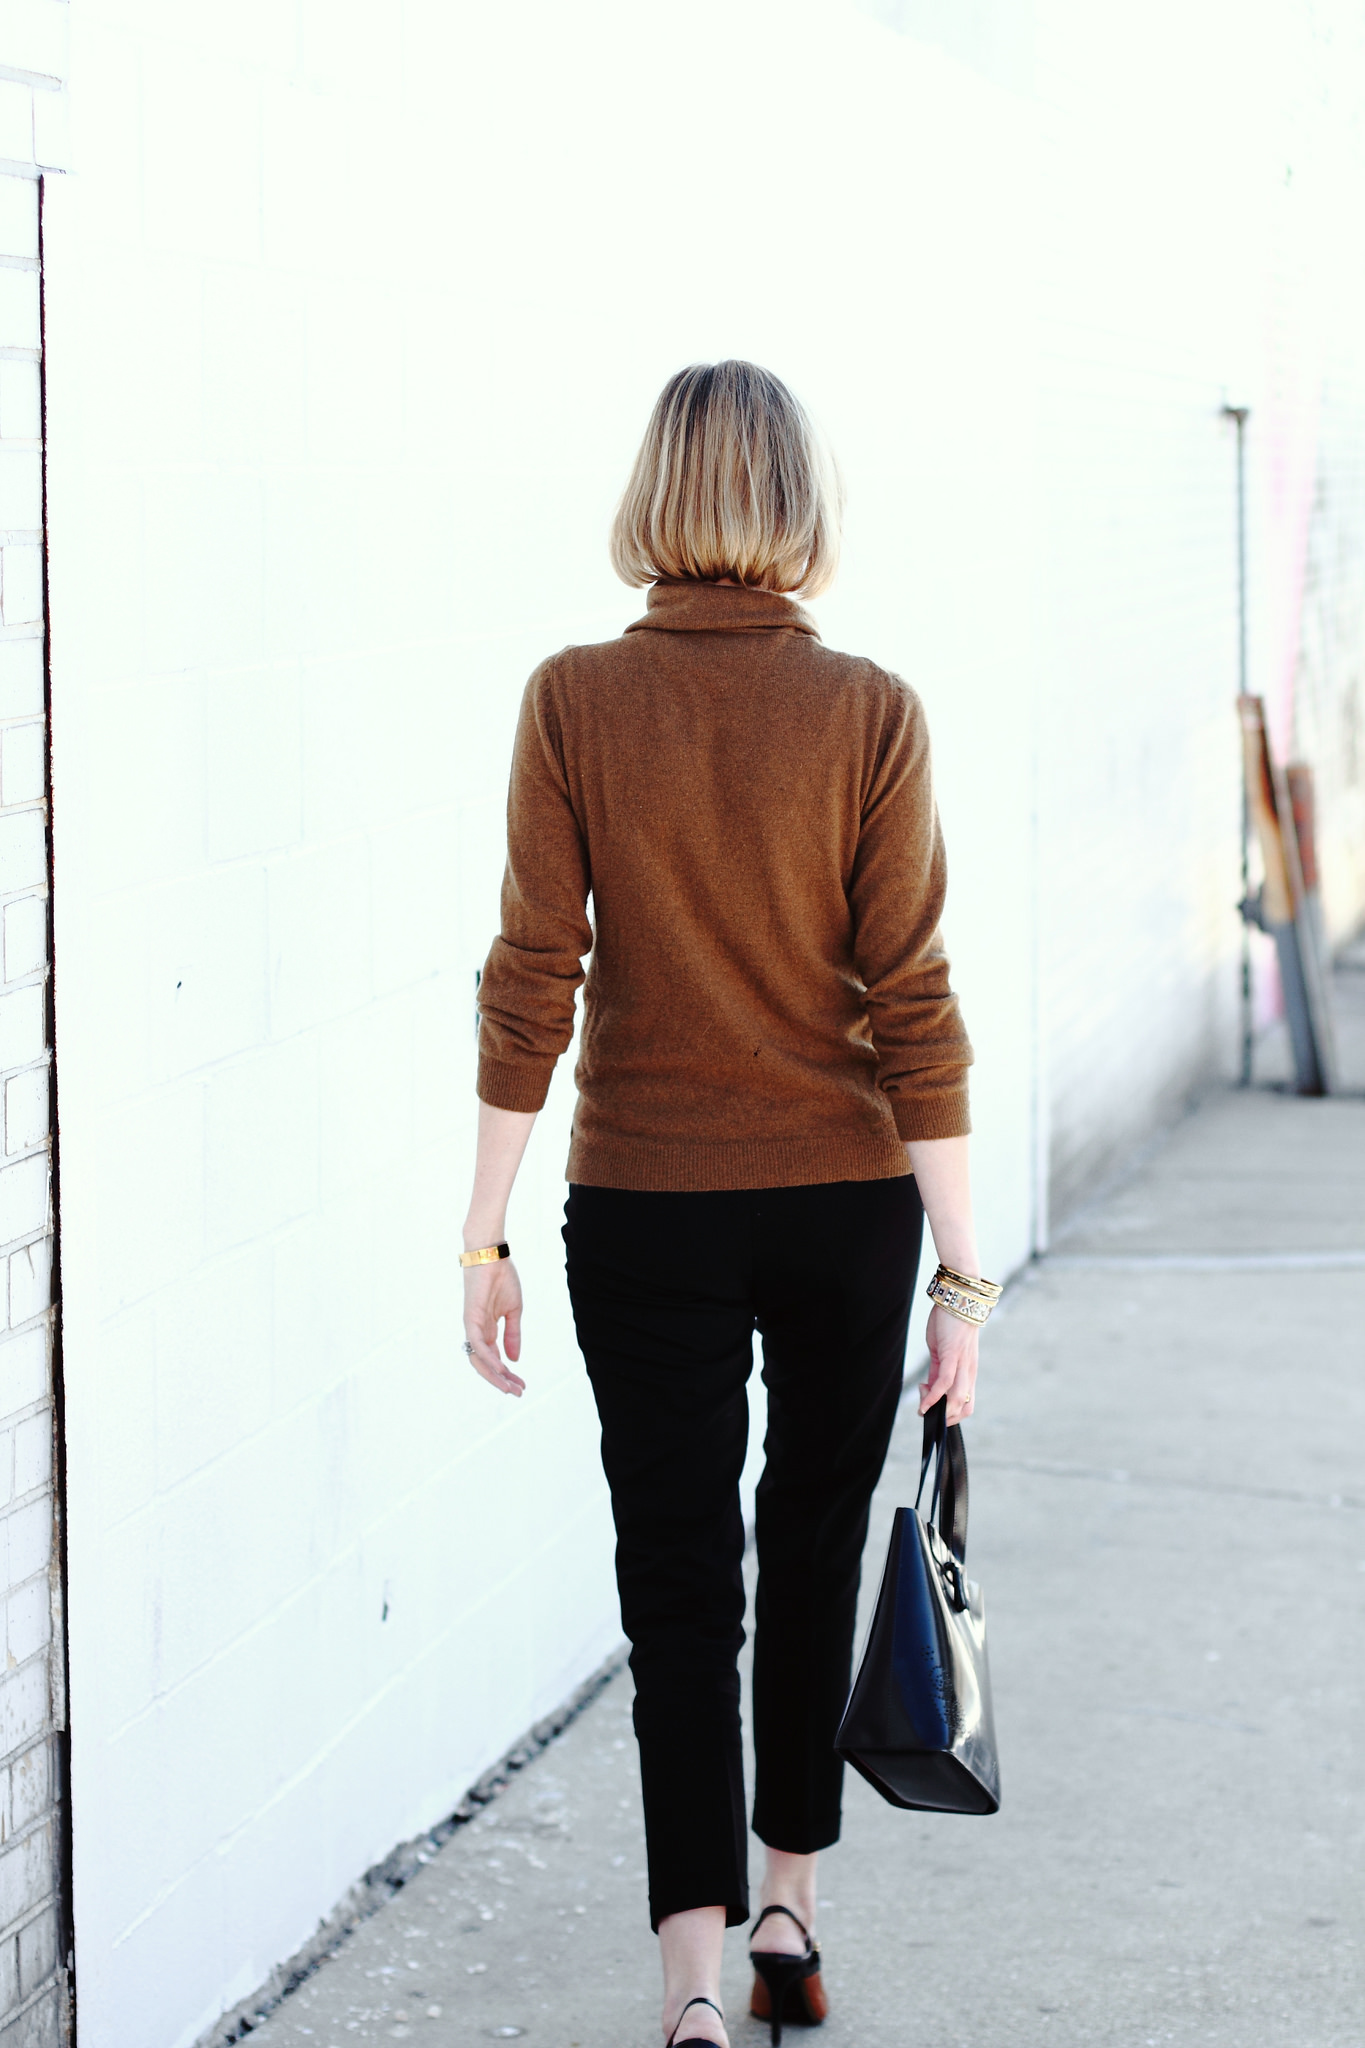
[914,1396,969,1565]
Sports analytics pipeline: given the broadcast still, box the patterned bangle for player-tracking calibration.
[459,1242,511,1268]
[925,1262,1001,1326]
[935,1262,1002,1302]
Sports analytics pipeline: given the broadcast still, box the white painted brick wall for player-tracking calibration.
[29,3,1365,2046]
[0,10,70,2045]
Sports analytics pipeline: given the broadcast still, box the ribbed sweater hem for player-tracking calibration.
[564,1128,913,1193]
[888,1092,973,1142]
[477,1053,556,1114]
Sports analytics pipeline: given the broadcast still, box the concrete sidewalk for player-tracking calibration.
[248,967,1365,2048]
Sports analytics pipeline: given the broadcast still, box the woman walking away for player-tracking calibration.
[461,361,985,2048]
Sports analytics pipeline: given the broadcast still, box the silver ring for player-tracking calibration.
[462,1340,475,1357]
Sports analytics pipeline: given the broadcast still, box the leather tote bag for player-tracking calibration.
[834,1396,1001,1814]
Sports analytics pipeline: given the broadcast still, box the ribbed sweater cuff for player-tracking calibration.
[888,1090,972,1142]
[477,1053,557,1114]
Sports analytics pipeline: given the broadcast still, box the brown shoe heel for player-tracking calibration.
[748,1905,827,2044]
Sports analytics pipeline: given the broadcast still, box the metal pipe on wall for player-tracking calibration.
[1222,402,1253,1085]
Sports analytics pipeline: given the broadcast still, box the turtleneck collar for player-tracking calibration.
[625,578,821,638]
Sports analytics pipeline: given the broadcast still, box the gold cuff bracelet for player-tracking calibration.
[459,1242,511,1268]
[926,1262,1002,1327]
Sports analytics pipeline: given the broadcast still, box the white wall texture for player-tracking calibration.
[19,1,1365,2043]
[0,5,69,2043]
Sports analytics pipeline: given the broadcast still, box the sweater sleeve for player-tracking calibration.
[476,659,592,1113]
[849,679,973,1141]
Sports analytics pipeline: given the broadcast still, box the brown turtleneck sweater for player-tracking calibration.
[477,579,972,1191]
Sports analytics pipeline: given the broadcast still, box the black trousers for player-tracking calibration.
[563,1175,924,1931]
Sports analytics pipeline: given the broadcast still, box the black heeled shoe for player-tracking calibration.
[748,1905,828,2045]
[665,1994,726,2046]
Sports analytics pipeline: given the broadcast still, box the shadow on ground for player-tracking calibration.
[249,966,1365,2048]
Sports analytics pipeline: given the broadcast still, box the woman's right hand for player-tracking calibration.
[462,1258,527,1397]
[917,1303,978,1424]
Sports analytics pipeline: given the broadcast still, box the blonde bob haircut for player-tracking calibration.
[610,360,841,598]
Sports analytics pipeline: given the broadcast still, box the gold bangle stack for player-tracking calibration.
[925,1262,1003,1327]
[459,1241,511,1268]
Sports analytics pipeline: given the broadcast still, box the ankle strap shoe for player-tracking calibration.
[665,1993,725,2046]
[748,1907,828,2045]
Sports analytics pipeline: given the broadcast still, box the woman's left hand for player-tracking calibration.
[462,1259,527,1397]
[917,1304,978,1424]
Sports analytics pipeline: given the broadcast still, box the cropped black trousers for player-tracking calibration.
[563,1174,924,1931]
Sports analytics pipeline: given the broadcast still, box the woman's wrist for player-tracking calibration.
[463,1219,507,1252]
[931,1240,981,1280]
[903,1139,980,1283]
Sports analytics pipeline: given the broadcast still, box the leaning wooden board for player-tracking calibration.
[1236,696,1334,1094]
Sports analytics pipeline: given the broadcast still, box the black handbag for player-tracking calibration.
[834,1397,1001,1814]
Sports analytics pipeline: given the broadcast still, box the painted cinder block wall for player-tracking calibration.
[0,2,69,2041]
[24,0,1365,2042]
